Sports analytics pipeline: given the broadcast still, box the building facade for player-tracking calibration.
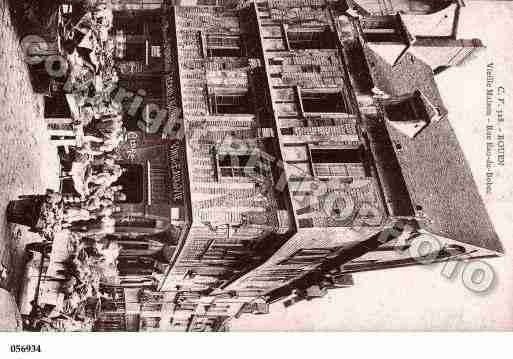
[94,0,502,330]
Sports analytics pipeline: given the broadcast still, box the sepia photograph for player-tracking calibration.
[0,0,511,340]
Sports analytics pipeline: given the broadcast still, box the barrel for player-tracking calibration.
[6,198,42,227]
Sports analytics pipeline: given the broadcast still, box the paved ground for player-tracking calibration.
[0,0,59,315]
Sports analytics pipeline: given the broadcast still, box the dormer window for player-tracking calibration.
[383,90,438,138]
[360,16,403,43]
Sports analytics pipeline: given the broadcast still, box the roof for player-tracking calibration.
[400,3,459,38]
[362,45,503,253]
[348,0,458,17]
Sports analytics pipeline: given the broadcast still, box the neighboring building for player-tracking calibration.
[347,0,461,16]
[94,0,502,330]
[346,0,483,71]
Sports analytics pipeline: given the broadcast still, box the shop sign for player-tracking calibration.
[168,141,185,204]
[118,131,142,161]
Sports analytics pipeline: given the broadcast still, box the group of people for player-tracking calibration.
[54,1,130,237]
[62,1,116,81]
[60,0,125,149]
[62,153,127,237]
[26,233,122,332]
[21,0,135,332]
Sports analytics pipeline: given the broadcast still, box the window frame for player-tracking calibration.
[360,16,405,44]
[208,90,253,115]
[215,151,271,181]
[384,94,430,123]
[113,11,163,67]
[308,145,366,178]
[202,32,244,58]
[284,25,338,50]
[297,87,348,115]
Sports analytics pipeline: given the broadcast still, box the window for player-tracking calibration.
[360,16,402,43]
[310,147,366,178]
[438,244,466,258]
[113,164,144,203]
[205,34,243,57]
[151,45,161,57]
[124,41,147,62]
[141,317,161,329]
[114,17,144,36]
[94,313,127,331]
[114,12,163,40]
[119,77,163,99]
[149,164,169,205]
[298,218,314,228]
[217,153,270,179]
[117,257,155,276]
[311,148,361,163]
[111,0,163,11]
[300,90,346,113]
[384,95,429,123]
[286,27,337,50]
[141,303,163,312]
[113,11,163,69]
[209,92,253,115]
[362,28,400,43]
[118,78,164,132]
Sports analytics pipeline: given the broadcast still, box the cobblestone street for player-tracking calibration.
[0,0,59,307]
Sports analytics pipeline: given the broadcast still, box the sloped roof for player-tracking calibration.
[362,45,503,253]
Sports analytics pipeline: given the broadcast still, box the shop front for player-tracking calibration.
[107,130,189,286]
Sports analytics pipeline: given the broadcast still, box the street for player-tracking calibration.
[0,0,59,320]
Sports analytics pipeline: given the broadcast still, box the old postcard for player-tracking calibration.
[0,0,511,339]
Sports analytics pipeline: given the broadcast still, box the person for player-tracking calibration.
[101,158,122,175]
[82,133,104,144]
[99,127,126,153]
[64,207,93,223]
[81,116,125,154]
[76,142,104,157]
[72,11,103,73]
[84,216,117,236]
[114,192,127,203]
[84,196,113,212]
[91,206,114,220]
[75,34,100,74]
[87,167,125,188]
[83,97,121,121]
[63,194,80,205]
[90,184,123,201]
[69,158,94,198]
[46,190,63,204]
[87,152,119,168]
[92,4,113,42]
